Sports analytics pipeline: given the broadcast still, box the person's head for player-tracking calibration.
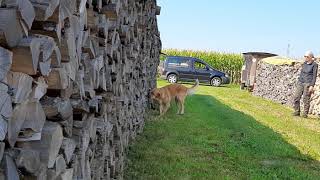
[304,50,314,62]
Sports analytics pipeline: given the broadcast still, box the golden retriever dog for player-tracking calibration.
[151,79,199,115]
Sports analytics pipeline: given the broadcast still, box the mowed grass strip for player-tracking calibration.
[125,80,320,180]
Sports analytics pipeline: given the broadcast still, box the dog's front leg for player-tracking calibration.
[164,103,170,114]
[176,100,181,114]
[180,102,185,115]
[159,103,164,115]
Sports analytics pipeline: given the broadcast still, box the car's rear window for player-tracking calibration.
[166,57,190,68]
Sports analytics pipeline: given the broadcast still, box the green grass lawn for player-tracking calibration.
[125,80,320,180]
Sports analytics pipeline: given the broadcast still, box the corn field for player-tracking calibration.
[161,49,244,83]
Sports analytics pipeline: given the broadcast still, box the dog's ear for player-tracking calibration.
[155,92,161,98]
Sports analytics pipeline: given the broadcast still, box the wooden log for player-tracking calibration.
[101,2,120,20]
[83,55,105,90]
[15,149,41,174]
[60,138,76,164]
[30,76,48,101]
[156,6,161,15]
[88,96,102,113]
[83,35,99,58]
[31,22,72,66]
[87,7,97,30]
[31,0,60,22]
[0,32,7,48]
[0,142,4,162]
[10,46,37,75]
[61,82,74,100]
[41,98,60,118]
[8,101,46,146]
[73,114,97,141]
[55,155,67,175]
[4,155,20,180]
[59,115,73,138]
[46,68,69,90]
[62,61,78,82]
[17,121,64,168]
[56,168,74,180]
[47,168,59,180]
[0,47,12,81]
[71,131,90,179]
[30,21,57,37]
[70,99,90,113]
[96,117,113,137]
[41,97,73,120]
[0,8,24,47]
[5,0,35,29]
[51,0,77,22]
[10,35,59,76]
[0,84,11,141]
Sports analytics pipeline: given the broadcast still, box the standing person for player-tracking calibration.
[293,51,318,118]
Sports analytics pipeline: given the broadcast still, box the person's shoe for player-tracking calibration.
[292,111,300,116]
[302,113,308,118]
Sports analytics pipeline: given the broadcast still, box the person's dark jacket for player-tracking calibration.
[298,61,318,86]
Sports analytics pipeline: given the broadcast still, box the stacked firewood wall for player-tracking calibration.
[0,0,161,179]
[253,60,320,115]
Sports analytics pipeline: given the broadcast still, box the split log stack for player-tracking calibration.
[0,0,161,179]
[253,60,320,115]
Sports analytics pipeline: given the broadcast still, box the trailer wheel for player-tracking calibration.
[240,83,245,90]
[248,86,254,92]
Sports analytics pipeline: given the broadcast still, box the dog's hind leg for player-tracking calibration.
[179,97,186,115]
[181,101,185,115]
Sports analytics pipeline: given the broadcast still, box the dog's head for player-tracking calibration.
[150,88,162,101]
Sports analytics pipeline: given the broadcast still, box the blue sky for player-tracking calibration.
[157,0,320,58]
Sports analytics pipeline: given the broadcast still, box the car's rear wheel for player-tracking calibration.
[211,77,222,87]
[167,74,177,83]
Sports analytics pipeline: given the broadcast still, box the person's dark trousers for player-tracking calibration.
[293,82,311,114]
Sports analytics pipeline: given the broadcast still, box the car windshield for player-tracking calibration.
[194,61,207,70]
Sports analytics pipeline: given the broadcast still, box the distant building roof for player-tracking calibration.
[242,52,278,57]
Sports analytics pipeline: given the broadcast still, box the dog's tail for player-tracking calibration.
[187,79,199,95]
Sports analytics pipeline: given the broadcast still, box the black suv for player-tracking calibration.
[159,56,230,86]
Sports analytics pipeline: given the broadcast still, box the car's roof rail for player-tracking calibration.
[165,55,194,58]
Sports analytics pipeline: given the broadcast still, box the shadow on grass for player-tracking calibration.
[176,81,230,88]
[125,94,320,179]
